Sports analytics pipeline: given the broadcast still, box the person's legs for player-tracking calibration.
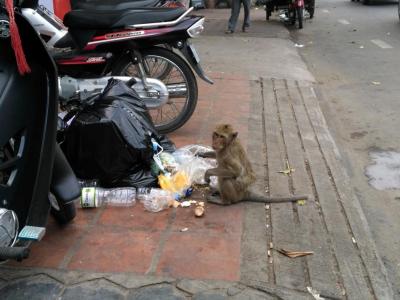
[227,0,241,32]
[242,0,251,31]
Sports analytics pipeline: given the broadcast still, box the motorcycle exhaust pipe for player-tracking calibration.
[58,76,170,109]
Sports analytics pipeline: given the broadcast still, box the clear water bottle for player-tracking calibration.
[80,187,136,208]
[78,179,100,188]
[136,187,153,203]
[137,188,174,212]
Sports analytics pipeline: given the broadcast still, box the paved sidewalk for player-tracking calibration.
[0,9,394,300]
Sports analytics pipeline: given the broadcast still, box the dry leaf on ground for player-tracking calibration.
[277,248,314,258]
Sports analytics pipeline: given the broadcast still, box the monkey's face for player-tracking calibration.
[212,132,227,151]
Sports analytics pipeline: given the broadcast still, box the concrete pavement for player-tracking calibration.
[0,8,395,299]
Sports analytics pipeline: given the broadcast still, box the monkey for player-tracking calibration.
[200,124,308,205]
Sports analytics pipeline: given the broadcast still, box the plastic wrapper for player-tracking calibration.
[180,157,216,185]
[209,176,219,190]
[172,144,213,165]
[158,171,191,196]
[62,79,175,187]
[140,188,174,212]
[159,152,179,173]
[172,145,217,185]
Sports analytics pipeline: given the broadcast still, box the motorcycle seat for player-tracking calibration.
[64,7,186,29]
[71,0,161,10]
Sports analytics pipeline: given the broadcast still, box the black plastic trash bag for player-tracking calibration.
[62,79,175,187]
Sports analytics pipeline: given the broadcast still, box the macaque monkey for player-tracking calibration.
[201,124,308,205]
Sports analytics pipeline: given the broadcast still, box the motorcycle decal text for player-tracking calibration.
[105,31,145,40]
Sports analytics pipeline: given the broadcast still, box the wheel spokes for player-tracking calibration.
[124,55,189,127]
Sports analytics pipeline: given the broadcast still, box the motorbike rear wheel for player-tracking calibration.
[112,47,198,134]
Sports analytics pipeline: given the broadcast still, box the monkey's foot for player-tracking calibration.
[211,190,220,196]
[206,194,230,205]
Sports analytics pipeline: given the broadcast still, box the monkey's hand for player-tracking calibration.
[197,151,216,159]
[205,168,237,184]
[204,169,213,184]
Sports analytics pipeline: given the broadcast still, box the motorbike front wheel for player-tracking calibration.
[49,193,76,225]
[112,47,198,134]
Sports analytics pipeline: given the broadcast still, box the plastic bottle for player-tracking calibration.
[136,187,153,202]
[78,179,99,188]
[137,188,174,212]
[80,187,136,208]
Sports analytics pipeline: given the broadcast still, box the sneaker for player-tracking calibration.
[225,30,234,34]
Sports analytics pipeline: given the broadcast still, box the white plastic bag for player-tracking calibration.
[172,145,217,185]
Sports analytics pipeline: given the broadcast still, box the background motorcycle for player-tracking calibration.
[265,0,313,29]
[21,0,212,133]
[0,5,79,261]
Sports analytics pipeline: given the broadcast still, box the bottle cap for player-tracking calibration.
[81,187,98,208]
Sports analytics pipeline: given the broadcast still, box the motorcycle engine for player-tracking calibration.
[0,208,18,248]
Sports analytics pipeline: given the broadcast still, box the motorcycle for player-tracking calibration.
[265,0,313,29]
[0,2,80,261]
[55,0,181,20]
[70,0,168,10]
[21,0,212,133]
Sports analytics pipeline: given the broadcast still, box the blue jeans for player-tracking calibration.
[228,0,251,31]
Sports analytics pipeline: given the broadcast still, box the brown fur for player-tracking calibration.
[204,124,255,205]
[203,124,308,205]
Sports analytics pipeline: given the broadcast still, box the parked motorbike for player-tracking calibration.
[0,3,80,261]
[21,0,212,133]
[54,0,179,20]
[70,0,166,10]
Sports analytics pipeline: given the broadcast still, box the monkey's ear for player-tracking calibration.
[232,132,238,139]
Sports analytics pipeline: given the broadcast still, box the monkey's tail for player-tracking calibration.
[244,191,309,203]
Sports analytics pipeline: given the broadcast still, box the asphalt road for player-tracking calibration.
[289,0,400,296]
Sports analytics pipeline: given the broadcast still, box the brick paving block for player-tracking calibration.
[156,233,241,281]
[106,274,175,289]
[61,279,125,300]
[192,291,228,300]
[0,274,63,300]
[176,119,204,134]
[73,207,99,226]
[67,226,160,273]
[176,279,214,294]
[214,73,248,82]
[172,204,243,236]
[99,206,170,231]
[231,289,277,299]
[8,223,85,269]
[168,136,199,148]
[127,283,186,300]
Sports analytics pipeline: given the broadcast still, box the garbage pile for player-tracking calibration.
[79,144,216,214]
[61,79,175,188]
[59,79,216,214]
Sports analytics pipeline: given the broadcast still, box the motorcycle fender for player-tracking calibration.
[178,42,214,84]
[50,144,81,204]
